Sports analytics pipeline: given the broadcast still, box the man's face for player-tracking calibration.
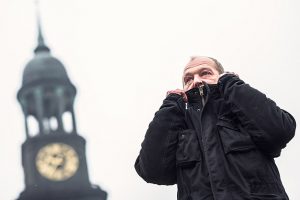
[183,57,220,91]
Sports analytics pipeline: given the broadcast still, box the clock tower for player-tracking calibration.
[16,15,107,200]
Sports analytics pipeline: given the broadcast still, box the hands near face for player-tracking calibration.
[167,72,239,102]
[166,89,188,102]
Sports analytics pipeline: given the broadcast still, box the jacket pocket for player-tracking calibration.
[176,129,201,167]
[217,118,256,154]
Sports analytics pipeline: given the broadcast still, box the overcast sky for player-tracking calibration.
[0,0,299,199]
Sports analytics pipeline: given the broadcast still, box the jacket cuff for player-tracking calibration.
[165,93,186,113]
[166,93,182,101]
[218,73,237,86]
[218,73,241,96]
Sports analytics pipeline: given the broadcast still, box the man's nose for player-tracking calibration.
[193,75,203,88]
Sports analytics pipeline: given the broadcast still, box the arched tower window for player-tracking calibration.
[27,115,39,137]
[62,111,73,133]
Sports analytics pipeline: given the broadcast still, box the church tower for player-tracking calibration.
[16,12,107,200]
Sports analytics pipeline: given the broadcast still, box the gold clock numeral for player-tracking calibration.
[36,143,79,181]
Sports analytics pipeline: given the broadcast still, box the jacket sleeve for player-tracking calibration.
[218,74,296,157]
[135,94,187,185]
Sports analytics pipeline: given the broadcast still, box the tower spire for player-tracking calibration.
[34,0,50,54]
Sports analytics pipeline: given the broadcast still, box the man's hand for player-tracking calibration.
[166,89,188,102]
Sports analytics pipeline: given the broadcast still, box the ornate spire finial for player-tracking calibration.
[34,0,50,54]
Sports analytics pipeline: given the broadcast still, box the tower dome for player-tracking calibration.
[21,19,71,87]
[22,51,70,86]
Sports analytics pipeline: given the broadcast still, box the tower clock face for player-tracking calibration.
[35,143,79,181]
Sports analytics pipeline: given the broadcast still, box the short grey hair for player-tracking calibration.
[208,57,224,74]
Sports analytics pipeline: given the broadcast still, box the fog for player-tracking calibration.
[0,0,299,199]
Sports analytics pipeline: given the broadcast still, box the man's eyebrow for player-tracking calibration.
[183,72,193,77]
[200,67,212,71]
[184,68,212,76]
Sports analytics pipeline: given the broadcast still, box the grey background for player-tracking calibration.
[0,0,299,199]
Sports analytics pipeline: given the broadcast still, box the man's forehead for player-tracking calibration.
[184,57,216,72]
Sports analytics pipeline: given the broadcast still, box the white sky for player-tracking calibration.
[0,0,299,199]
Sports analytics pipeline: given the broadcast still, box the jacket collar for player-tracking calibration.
[185,84,220,104]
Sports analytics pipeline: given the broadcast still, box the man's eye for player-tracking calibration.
[200,71,212,76]
[184,77,192,84]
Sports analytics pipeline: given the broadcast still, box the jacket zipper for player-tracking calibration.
[198,85,205,106]
[198,85,217,199]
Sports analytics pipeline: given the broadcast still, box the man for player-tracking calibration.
[135,56,296,200]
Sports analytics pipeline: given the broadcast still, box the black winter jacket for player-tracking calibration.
[135,74,296,200]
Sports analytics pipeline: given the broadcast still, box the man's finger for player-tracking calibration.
[167,89,188,102]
